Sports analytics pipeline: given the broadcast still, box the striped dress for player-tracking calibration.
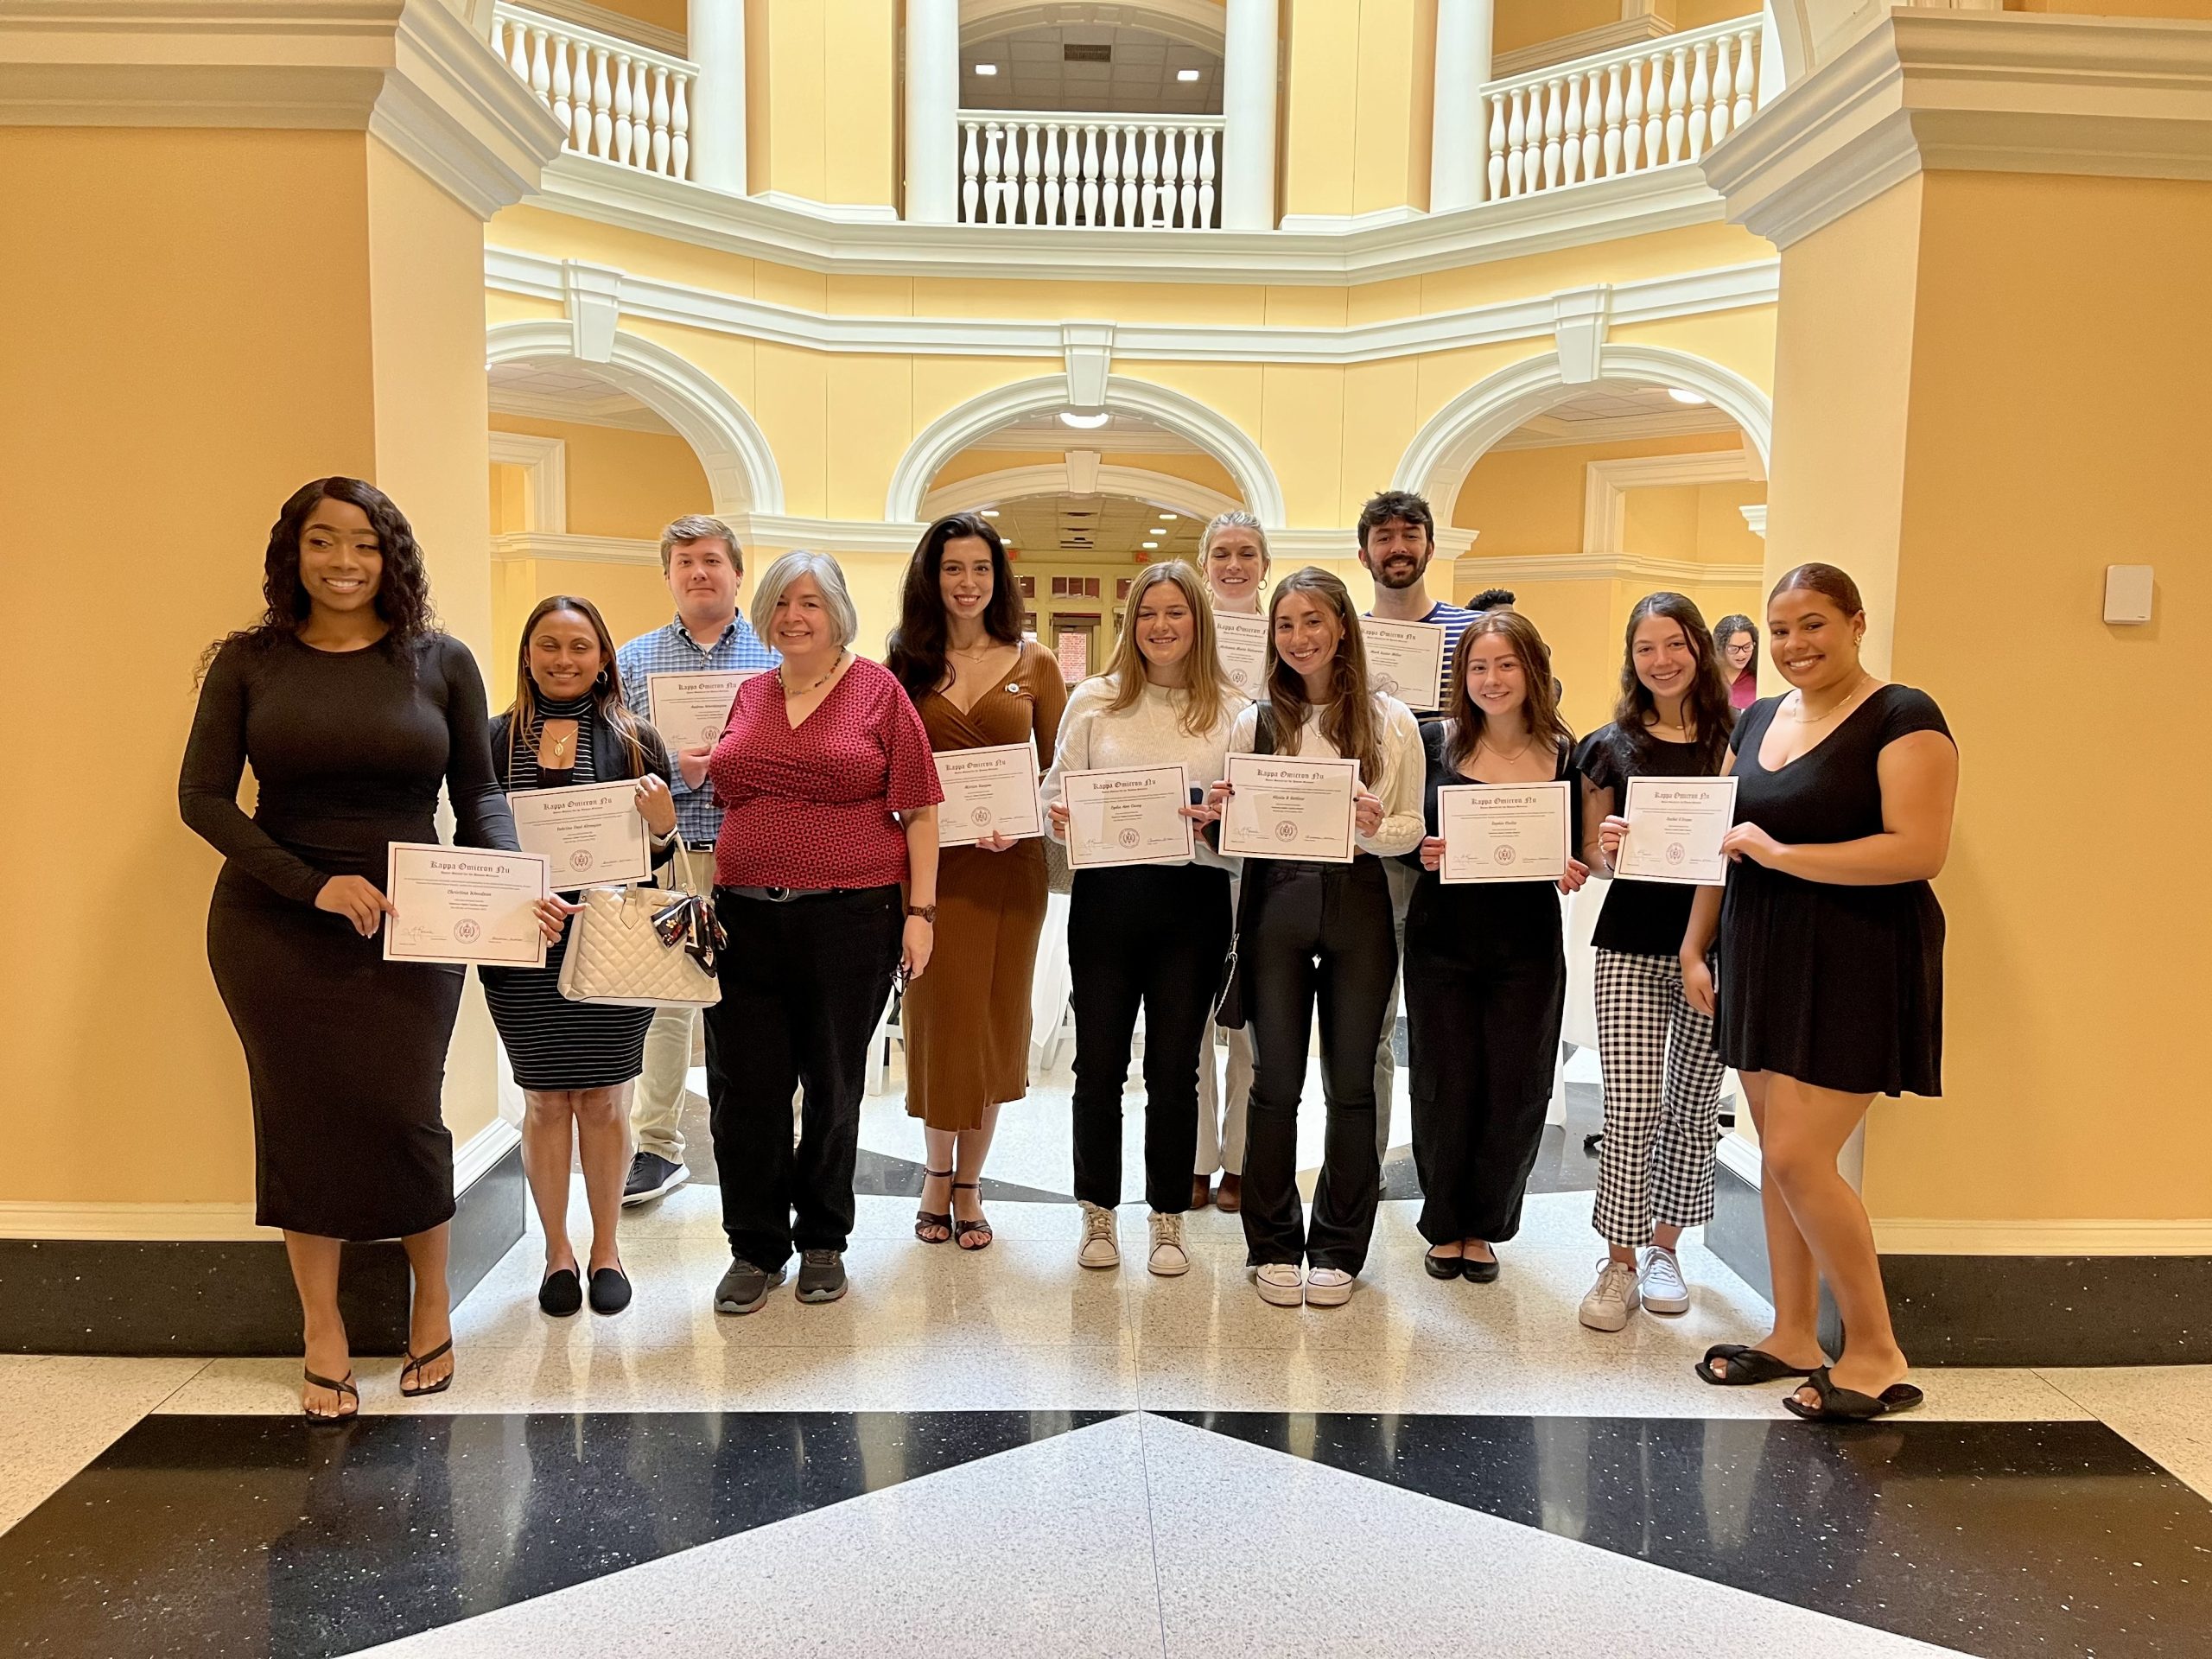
[480,696,657,1090]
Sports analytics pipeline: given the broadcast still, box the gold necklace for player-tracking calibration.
[780,650,846,696]
[1792,671,1870,728]
[1476,730,1536,764]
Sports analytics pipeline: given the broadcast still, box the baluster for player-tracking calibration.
[1179,127,1199,227]
[1643,51,1667,168]
[1581,70,1604,179]
[490,16,507,71]
[1687,39,1711,160]
[1018,124,1039,223]
[590,48,613,157]
[1600,66,1624,177]
[1102,128,1123,226]
[548,32,572,138]
[650,67,671,173]
[527,27,551,108]
[1664,45,1688,164]
[1622,58,1644,173]
[569,43,591,151]
[1134,124,1156,226]
[1535,79,1557,190]
[1040,124,1063,226]
[1198,129,1217,226]
[670,73,690,180]
[1560,73,1584,187]
[1118,127,1140,226]
[612,54,634,166]
[1708,35,1733,148]
[1734,25,1758,130]
[501,20,524,79]
[1080,125,1101,224]
[961,120,981,222]
[982,124,1004,223]
[1505,88,1527,196]
[1485,93,1505,200]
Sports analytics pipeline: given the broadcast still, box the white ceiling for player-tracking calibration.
[963,23,1224,115]
[992,491,1207,565]
[487,360,673,434]
[1493,384,1745,449]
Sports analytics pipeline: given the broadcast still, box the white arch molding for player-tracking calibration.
[919,462,1243,524]
[486,321,785,518]
[958,0,1225,55]
[887,374,1287,528]
[1393,345,1775,513]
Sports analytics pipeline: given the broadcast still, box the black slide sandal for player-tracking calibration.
[1696,1343,1820,1387]
[398,1338,454,1398]
[1782,1366,1924,1422]
[302,1369,359,1423]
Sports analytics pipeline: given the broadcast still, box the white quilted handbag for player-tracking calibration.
[556,887,723,1009]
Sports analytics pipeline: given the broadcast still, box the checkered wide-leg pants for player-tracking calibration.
[1591,949,1727,1249]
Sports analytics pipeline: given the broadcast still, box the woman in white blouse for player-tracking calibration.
[1041,562,1239,1277]
[1210,568,1425,1307]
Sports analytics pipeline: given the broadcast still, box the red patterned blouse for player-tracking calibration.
[709,657,943,890]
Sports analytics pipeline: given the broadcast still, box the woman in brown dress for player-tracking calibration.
[887,513,1068,1249]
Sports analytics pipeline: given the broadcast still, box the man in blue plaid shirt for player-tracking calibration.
[614,513,779,1205]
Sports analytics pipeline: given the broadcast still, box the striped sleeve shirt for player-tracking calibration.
[614,615,780,843]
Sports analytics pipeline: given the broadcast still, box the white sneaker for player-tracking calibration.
[1254,1262,1305,1306]
[1578,1259,1641,1332]
[1077,1201,1120,1269]
[1304,1267,1356,1306]
[1147,1211,1190,1276]
[1639,1245,1690,1314]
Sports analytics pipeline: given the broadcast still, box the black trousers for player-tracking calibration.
[1402,888,1566,1247]
[703,885,903,1271]
[1239,855,1397,1273]
[1069,862,1233,1213]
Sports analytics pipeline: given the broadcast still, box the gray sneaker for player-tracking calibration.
[714,1255,785,1315]
[623,1151,690,1206]
[795,1249,848,1304]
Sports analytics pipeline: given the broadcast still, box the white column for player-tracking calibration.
[905,0,960,222]
[1220,0,1280,231]
[688,0,747,192]
[1429,0,1494,213]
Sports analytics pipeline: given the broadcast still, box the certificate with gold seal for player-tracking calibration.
[935,742,1044,848]
[509,779,651,887]
[1219,753,1358,864]
[1438,781,1571,884]
[382,842,550,968]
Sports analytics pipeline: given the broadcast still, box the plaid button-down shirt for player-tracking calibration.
[616,615,780,844]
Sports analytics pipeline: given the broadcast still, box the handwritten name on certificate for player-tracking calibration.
[646,671,762,749]
[1214,611,1269,699]
[510,779,650,886]
[1360,617,1448,712]
[1439,781,1571,884]
[1220,753,1359,864]
[1064,765,1194,871]
[1617,775,1739,887]
[383,842,550,969]
[936,742,1044,847]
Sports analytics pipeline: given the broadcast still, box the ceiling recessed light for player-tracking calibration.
[1666,388,1708,405]
[1141,541,1160,550]
[973,62,998,75]
[1157,511,1176,519]
[980,508,999,518]
[1176,68,1201,81]
[1058,410,1110,429]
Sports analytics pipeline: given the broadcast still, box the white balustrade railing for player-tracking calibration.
[958,111,1224,230]
[491,2,696,181]
[1480,14,1772,202]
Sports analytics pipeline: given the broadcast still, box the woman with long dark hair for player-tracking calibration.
[1573,592,1735,1334]
[1209,568,1423,1308]
[1683,564,1956,1421]
[1715,613,1761,710]
[886,512,1067,1249]
[1403,613,1589,1283]
[180,478,566,1419]
[485,595,677,1319]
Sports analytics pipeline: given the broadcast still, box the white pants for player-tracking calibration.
[1195,1017,1255,1177]
[1369,856,1418,1163]
[630,845,715,1164]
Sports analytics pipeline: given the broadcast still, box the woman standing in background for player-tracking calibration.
[1715,614,1761,711]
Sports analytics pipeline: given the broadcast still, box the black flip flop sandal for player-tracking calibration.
[1696,1343,1821,1387]
[398,1338,454,1399]
[951,1181,993,1250]
[915,1166,954,1243]
[302,1369,359,1423]
[1781,1366,1924,1422]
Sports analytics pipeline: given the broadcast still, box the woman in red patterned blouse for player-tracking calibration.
[695,550,943,1316]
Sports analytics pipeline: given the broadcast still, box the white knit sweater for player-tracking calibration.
[1039,675,1243,870]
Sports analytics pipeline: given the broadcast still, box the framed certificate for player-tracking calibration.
[1361,617,1448,713]
[645,670,762,749]
[936,742,1045,847]
[383,842,550,968]
[1063,764,1194,871]
[1617,775,1739,887]
[1219,753,1359,864]
[1438,781,1571,884]
[1214,610,1269,700]
[510,779,651,887]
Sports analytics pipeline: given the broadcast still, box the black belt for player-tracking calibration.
[720,884,847,904]
[683,838,719,853]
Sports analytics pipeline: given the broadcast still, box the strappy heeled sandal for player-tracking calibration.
[915,1166,954,1243]
[302,1368,359,1423]
[398,1338,454,1399]
[1781,1366,1924,1422]
[951,1180,993,1251]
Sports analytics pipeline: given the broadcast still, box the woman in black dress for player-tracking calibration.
[1402,612,1589,1283]
[1682,563,1958,1421]
[181,478,566,1420]
[486,595,677,1320]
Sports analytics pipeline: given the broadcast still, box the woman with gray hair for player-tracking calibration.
[699,551,944,1315]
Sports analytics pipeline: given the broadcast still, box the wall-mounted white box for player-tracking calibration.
[2104,565,2155,626]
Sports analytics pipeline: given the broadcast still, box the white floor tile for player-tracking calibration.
[2037,1364,2212,1497]
[0,1354,207,1533]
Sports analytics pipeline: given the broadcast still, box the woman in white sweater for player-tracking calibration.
[1041,562,1240,1276]
[1211,568,1425,1307]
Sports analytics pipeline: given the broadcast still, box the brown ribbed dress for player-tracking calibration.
[901,640,1068,1132]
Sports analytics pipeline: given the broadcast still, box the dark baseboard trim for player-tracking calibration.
[1707,1157,2209,1367]
[0,1141,524,1358]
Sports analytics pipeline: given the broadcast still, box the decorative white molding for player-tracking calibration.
[1275,204,1425,234]
[922,463,1243,524]
[1490,14,1674,80]
[489,381,671,431]
[1715,1128,1764,1188]
[1454,550,1764,585]
[753,189,902,223]
[1872,1217,2212,1257]
[1062,449,1102,494]
[493,530,655,564]
[454,1116,521,1192]
[1581,448,1759,557]
[1552,284,1613,384]
[1061,321,1116,408]
[0,0,568,220]
[1491,406,1745,449]
[741,515,932,555]
[1740,502,1769,536]
[1702,10,2212,250]
[487,429,569,531]
[486,318,784,514]
[562,258,623,362]
[959,0,1225,55]
[485,243,1779,365]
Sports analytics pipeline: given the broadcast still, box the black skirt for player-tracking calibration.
[480,923,654,1091]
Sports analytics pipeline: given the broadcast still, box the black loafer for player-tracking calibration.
[537,1267,582,1317]
[1460,1254,1501,1283]
[588,1265,632,1315]
[1423,1250,1463,1280]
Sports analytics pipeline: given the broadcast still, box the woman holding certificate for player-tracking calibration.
[485,595,677,1319]
[1039,562,1237,1276]
[1681,565,1956,1422]
[181,478,563,1419]
[887,513,1068,1252]
[1402,613,1588,1283]
[1573,593,1735,1334]
[1211,569,1424,1307]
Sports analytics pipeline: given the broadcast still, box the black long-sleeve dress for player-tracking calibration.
[179,630,519,1240]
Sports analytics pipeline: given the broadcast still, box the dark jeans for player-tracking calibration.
[1239,855,1397,1273]
[702,884,903,1272]
[1069,862,1234,1213]
[1403,888,1566,1247]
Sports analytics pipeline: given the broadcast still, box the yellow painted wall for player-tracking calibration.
[488,414,713,536]
[1452,430,1749,552]
[1282,0,1438,218]
[746,0,897,208]
[1494,0,1620,54]
[593,0,688,33]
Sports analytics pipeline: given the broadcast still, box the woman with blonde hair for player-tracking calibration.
[1041,561,1239,1275]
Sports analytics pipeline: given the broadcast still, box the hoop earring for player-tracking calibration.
[594,669,611,690]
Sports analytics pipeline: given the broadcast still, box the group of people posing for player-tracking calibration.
[181,477,1958,1429]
